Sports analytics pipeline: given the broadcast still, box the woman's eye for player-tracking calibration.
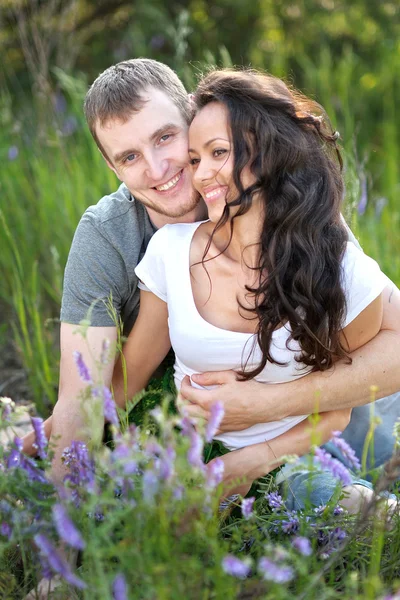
[213,148,227,157]
[189,158,199,166]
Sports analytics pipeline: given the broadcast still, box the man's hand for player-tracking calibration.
[180,371,288,431]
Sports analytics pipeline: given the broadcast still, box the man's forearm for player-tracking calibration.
[270,328,400,420]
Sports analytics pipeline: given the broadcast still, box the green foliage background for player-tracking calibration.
[0,0,399,411]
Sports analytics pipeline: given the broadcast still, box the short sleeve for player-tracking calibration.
[341,243,388,327]
[60,215,128,326]
[135,227,168,302]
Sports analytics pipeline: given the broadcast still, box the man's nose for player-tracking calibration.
[144,151,169,183]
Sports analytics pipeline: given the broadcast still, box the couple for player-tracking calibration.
[23,59,400,506]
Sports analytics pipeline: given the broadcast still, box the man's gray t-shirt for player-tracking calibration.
[60,183,156,335]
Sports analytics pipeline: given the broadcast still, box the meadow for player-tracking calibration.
[0,38,400,599]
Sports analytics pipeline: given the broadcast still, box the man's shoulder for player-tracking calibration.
[83,183,148,228]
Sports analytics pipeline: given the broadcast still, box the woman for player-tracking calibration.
[114,69,388,508]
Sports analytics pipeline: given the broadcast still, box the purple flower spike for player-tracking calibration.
[265,491,283,511]
[187,430,204,469]
[330,431,361,471]
[31,417,48,460]
[102,386,119,427]
[142,470,159,504]
[8,146,18,161]
[222,554,251,579]
[258,557,294,583]
[73,351,92,383]
[206,458,224,488]
[0,522,12,539]
[281,511,300,535]
[34,534,86,589]
[241,496,255,520]
[112,573,128,600]
[314,447,352,486]
[292,536,312,556]
[52,504,85,550]
[205,401,225,442]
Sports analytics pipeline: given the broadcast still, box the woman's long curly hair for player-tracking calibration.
[192,69,350,379]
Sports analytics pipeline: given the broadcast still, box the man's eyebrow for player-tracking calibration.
[188,137,229,153]
[150,122,180,143]
[113,149,137,164]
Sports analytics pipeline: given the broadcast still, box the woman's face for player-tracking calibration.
[188,102,255,222]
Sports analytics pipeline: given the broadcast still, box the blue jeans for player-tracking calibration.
[341,392,400,473]
[278,392,400,510]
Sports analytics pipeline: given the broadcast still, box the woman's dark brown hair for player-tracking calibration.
[193,68,349,378]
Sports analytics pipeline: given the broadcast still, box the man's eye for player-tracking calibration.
[160,134,171,142]
[125,154,137,162]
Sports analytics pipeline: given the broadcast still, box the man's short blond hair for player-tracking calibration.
[84,58,191,159]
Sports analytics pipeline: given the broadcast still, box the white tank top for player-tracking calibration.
[135,221,387,451]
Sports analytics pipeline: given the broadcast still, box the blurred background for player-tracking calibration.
[1,0,399,415]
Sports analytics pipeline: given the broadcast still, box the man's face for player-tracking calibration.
[96,87,201,222]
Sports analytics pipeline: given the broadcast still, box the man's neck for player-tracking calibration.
[146,202,208,230]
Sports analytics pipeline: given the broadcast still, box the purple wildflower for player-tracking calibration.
[241,496,255,520]
[292,536,312,556]
[281,511,300,535]
[333,504,345,516]
[34,534,86,589]
[0,522,12,539]
[73,351,92,383]
[330,431,361,471]
[205,401,224,442]
[0,397,13,421]
[52,504,85,550]
[6,437,49,484]
[142,470,159,504]
[314,447,352,486]
[318,526,347,558]
[258,557,294,583]
[187,430,204,469]
[205,458,224,488]
[62,115,78,136]
[157,446,175,482]
[53,90,67,114]
[101,386,119,426]
[38,553,53,580]
[375,197,387,219]
[8,146,18,161]
[112,442,138,476]
[265,491,284,511]
[112,573,128,600]
[100,338,111,364]
[62,441,96,503]
[173,485,184,501]
[31,417,48,460]
[222,554,251,579]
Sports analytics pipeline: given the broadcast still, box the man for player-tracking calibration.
[23,59,400,485]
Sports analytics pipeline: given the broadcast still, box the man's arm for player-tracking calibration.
[49,323,117,485]
[182,283,400,429]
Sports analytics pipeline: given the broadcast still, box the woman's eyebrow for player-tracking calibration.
[188,137,229,153]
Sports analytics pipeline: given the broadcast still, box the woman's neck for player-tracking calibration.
[211,204,264,269]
